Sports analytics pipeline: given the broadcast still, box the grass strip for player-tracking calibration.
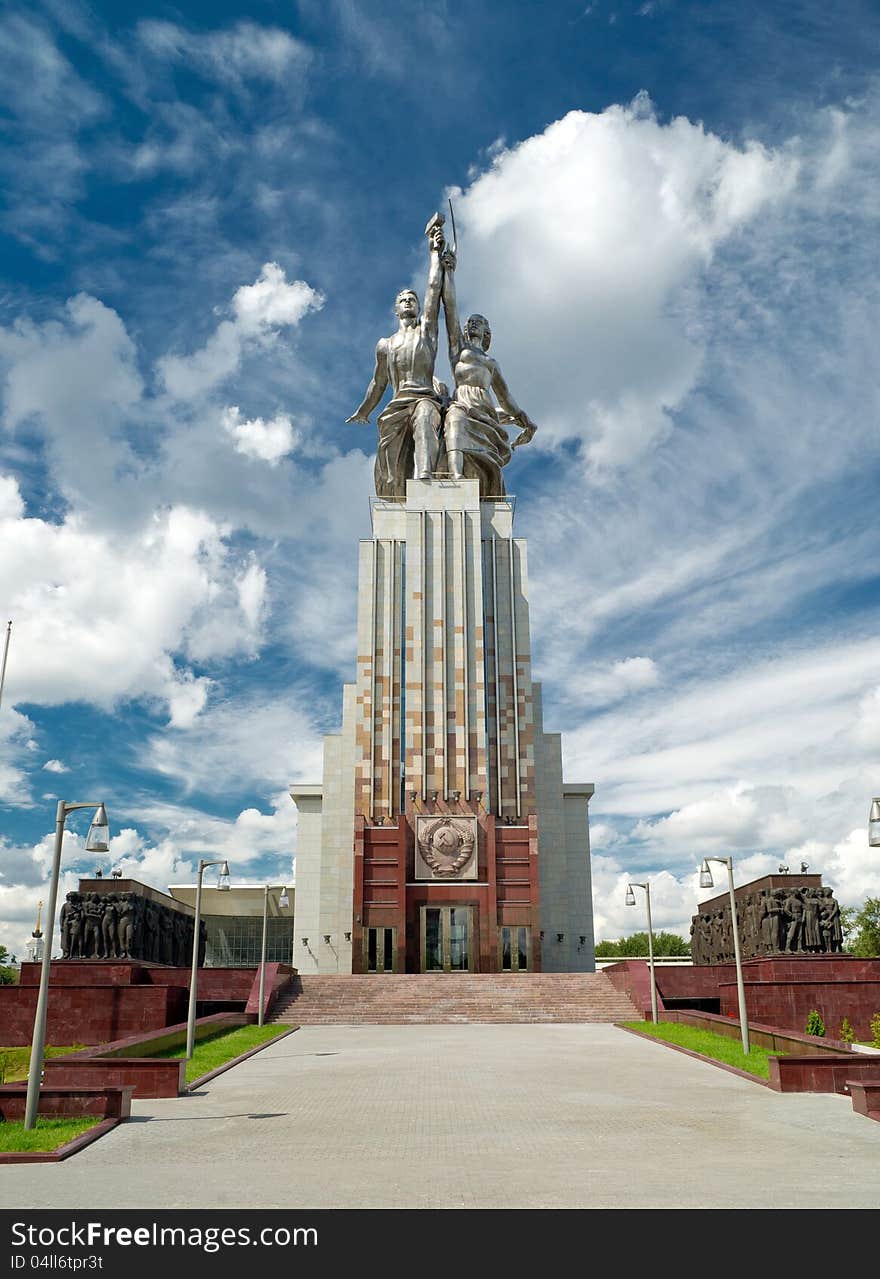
[0,1045,88,1083]
[621,1020,782,1079]
[151,1024,290,1083]
[0,1117,100,1153]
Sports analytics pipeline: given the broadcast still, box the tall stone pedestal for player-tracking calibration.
[291,479,595,974]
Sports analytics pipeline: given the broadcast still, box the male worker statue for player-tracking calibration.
[346,214,447,498]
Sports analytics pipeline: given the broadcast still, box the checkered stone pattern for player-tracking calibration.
[353,481,536,822]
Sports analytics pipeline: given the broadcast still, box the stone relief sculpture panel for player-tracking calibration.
[691,884,844,965]
[415,816,478,880]
[59,888,204,965]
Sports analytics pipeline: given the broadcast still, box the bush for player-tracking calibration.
[837,1017,854,1044]
[871,1012,880,1050]
[804,1009,825,1037]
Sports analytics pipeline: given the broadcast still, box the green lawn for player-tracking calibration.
[621,1020,782,1079]
[152,1024,290,1083]
[0,1117,100,1153]
[0,1045,88,1083]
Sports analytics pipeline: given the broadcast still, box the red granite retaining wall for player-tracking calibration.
[42,1057,185,1099]
[3,962,294,1047]
[768,1054,880,1094]
[0,1085,132,1120]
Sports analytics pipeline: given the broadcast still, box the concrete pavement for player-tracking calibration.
[3,1024,878,1209]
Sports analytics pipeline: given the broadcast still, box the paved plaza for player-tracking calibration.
[3,1024,879,1209]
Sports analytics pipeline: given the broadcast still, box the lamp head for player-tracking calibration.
[699,860,714,889]
[869,798,880,848]
[85,803,110,854]
[217,861,230,891]
[625,886,636,907]
[279,888,290,910]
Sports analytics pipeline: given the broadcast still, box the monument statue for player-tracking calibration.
[440,247,537,497]
[347,207,537,498]
[346,213,448,498]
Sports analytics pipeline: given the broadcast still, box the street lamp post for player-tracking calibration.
[24,801,110,1130]
[186,859,230,1060]
[258,885,290,1026]
[700,855,749,1054]
[869,799,880,848]
[625,880,658,1024]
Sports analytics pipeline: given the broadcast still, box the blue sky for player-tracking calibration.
[1,0,879,955]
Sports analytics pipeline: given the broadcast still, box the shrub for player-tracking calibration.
[0,1052,7,1084]
[837,1017,854,1044]
[871,1012,880,1050]
[804,1009,825,1037]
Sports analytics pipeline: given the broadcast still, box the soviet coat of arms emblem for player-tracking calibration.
[416,818,477,879]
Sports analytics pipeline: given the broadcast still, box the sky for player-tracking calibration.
[1,0,879,958]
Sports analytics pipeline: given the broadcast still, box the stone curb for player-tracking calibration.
[186,1026,299,1092]
[0,1117,120,1164]
[615,1023,773,1088]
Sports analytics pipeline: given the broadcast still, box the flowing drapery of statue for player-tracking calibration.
[346,209,537,498]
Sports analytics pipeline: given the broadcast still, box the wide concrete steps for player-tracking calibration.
[270,972,641,1025]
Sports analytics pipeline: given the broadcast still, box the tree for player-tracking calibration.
[846,897,880,958]
[594,932,691,958]
[0,944,17,985]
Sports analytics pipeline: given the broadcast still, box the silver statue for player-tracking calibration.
[347,209,537,498]
[440,243,536,497]
[346,214,447,499]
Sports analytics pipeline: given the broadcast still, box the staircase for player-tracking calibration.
[270,972,641,1025]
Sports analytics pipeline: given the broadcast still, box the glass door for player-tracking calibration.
[500,925,530,971]
[420,906,475,972]
[363,926,397,973]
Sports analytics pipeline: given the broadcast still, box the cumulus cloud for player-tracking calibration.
[159,263,324,400]
[222,406,298,464]
[450,95,797,469]
[0,489,265,721]
[0,294,143,511]
[42,759,69,774]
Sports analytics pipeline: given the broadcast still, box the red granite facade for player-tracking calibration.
[352,809,542,973]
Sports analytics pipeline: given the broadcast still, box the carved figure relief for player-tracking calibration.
[57,888,205,965]
[692,883,844,964]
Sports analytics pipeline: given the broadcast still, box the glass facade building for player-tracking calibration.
[204,914,294,967]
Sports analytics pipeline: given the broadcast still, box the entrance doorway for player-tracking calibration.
[419,906,475,972]
[364,926,397,973]
[500,925,531,971]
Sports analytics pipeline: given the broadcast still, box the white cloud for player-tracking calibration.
[136,20,311,89]
[0,492,264,721]
[0,294,143,510]
[0,473,24,520]
[450,96,797,469]
[42,759,69,774]
[144,693,325,795]
[159,263,324,400]
[222,405,298,464]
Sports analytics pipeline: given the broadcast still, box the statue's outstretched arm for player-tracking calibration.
[491,362,537,448]
[346,339,390,424]
[441,251,462,368]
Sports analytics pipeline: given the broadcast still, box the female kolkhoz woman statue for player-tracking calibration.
[439,237,537,497]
